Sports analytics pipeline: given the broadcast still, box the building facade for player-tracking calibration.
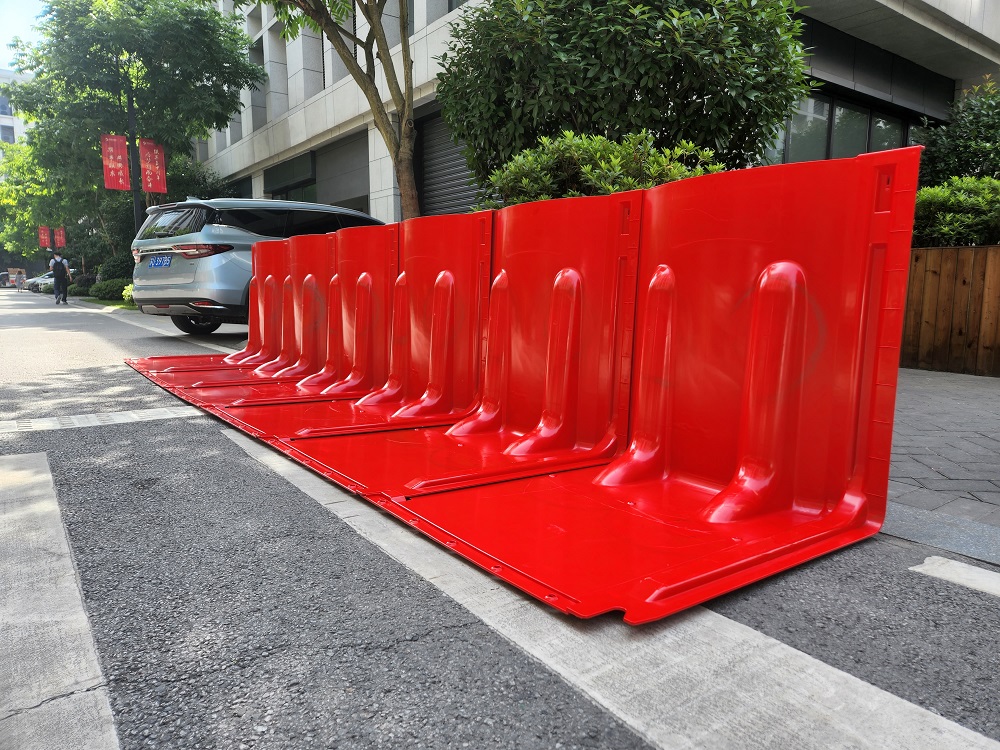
[200,0,1000,223]
[0,69,30,153]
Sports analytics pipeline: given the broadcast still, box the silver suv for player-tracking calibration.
[131,198,381,334]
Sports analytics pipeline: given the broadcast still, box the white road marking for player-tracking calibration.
[223,429,1000,750]
[910,555,1000,598]
[0,406,203,433]
[65,302,235,354]
[0,453,120,749]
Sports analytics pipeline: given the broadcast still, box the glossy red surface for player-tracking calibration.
[127,148,921,623]
[210,212,493,437]
[126,238,290,379]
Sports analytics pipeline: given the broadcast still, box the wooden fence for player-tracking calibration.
[901,246,1000,376]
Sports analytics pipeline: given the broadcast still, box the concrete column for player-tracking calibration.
[287,28,325,107]
[368,120,401,223]
[264,26,289,120]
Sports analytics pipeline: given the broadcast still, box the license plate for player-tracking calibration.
[148,255,172,268]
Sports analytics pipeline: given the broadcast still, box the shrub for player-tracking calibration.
[122,283,134,303]
[476,131,725,209]
[97,253,137,282]
[917,75,1000,187]
[40,283,54,294]
[70,273,97,295]
[90,277,132,300]
[912,176,1000,247]
[67,283,85,296]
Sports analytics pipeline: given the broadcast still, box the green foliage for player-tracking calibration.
[40,283,54,294]
[437,0,811,183]
[0,0,264,262]
[123,283,135,303]
[68,273,97,295]
[912,177,1000,247]
[917,76,1000,187]
[478,131,724,209]
[98,254,137,282]
[90,278,133,300]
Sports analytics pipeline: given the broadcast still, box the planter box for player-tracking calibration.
[902,245,1000,376]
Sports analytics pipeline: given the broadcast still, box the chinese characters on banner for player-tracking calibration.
[54,227,66,248]
[38,226,51,248]
[101,134,130,190]
[139,139,167,194]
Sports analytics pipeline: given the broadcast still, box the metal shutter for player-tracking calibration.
[419,115,478,215]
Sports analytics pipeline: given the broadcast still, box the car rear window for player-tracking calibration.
[210,209,290,237]
[137,207,210,240]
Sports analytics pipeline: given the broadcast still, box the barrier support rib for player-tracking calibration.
[253,276,298,375]
[356,272,411,406]
[702,261,808,523]
[296,275,345,391]
[506,268,582,456]
[224,274,261,364]
[274,274,323,379]
[240,274,283,366]
[448,270,510,437]
[322,272,374,395]
[394,270,456,418]
[596,265,676,486]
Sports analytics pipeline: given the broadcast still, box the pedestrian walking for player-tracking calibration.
[49,252,72,304]
[14,269,26,293]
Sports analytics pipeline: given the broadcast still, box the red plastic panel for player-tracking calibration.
[214,212,493,438]
[183,224,399,410]
[126,238,291,383]
[274,191,642,495]
[361,148,921,623]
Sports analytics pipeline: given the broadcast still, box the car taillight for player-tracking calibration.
[173,244,234,259]
[132,249,141,263]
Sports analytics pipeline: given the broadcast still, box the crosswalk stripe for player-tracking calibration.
[910,555,1000,598]
[224,428,1000,750]
[0,406,203,433]
[0,453,120,748]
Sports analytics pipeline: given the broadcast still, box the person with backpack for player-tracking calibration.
[49,251,72,304]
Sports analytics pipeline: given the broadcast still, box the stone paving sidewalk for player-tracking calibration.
[890,368,1000,527]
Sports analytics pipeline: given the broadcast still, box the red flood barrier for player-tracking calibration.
[364,148,921,623]
[126,238,291,380]
[128,147,921,624]
[272,190,642,496]
[217,212,493,439]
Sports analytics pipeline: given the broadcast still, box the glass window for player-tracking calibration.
[0,96,11,116]
[0,125,14,144]
[786,95,831,163]
[211,209,290,237]
[288,210,343,235]
[337,212,380,229]
[907,123,929,146]
[831,102,870,159]
[136,208,209,240]
[761,126,786,166]
[870,114,903,152]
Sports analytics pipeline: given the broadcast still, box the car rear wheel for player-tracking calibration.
[171,315,222,335]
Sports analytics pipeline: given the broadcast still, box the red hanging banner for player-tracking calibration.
[54,227,66,248]
[101,134,131,191]
[139,139,167,194]
[38,226,51,248]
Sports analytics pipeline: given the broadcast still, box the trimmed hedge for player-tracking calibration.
[98,253,137,282]
[90,277,132,300]
[912,176,1000,247]
[476,131,724,210]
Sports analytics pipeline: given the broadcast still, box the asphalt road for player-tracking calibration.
[2,288,999,750]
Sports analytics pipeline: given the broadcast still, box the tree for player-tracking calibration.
[249,0,419,218]
[4,0,265,230]
[436,0,812,182]
[916,75,1000,187]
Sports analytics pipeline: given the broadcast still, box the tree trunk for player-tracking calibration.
[396,117,420,220]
